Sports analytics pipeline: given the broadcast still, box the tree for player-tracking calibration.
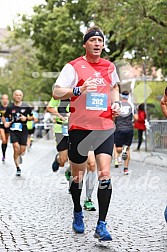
[86,0,167,73]
[14,0,86,72]
[0,35,51,101]
[13,0,167,75]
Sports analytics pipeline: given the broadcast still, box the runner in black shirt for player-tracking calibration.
[114,91,138,175]
[2,90,34,176]
[0,94,10,163]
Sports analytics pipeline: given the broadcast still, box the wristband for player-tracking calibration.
[73,87,81,96]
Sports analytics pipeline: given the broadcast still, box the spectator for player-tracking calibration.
[134,103,146,151]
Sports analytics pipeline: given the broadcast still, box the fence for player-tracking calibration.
[149,120,167,153]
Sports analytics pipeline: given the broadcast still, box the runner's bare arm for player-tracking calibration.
[160,90,167,118]
[46,106,65,121]
[110,84,120,103]
[52,85,74,100]
[1,116,11,128]
[110,84,121,117]
[52,78,97,100]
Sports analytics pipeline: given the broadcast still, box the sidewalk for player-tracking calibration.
[130,142,167,168]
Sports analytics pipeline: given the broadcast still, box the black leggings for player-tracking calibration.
[137,129,144,150]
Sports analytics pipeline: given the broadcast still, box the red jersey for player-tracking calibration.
[56,56,119,131]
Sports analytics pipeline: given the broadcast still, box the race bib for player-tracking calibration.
[11,123,23,131]
[62,125,69,136]
[86,93,108,111]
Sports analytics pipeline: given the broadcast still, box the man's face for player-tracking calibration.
[13,92,23,102]
[1,96,8,105]
[84,36,104,57]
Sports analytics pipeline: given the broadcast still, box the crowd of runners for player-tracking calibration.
[0,25,166,241]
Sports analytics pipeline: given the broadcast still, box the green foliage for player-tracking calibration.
[148,102,164,119]
[135,81,166,119]
[12,0,167,75]
[14,1,85,71]
[1,0,167,104]
[0,35,51,101]
[86,0,167,73]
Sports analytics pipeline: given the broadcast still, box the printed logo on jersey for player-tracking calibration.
[120,105,132,116]
[93,72,101,77]
[16,113,21,120]
[92,71,105,86]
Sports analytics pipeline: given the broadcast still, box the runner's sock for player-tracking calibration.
[2,143,7,157]
[70,180,83,213]
[97,179,112,222]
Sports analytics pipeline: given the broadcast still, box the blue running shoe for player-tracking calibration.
[52,154,59,172]
[164,206,167,222]
[72,211,84,233]
[94,221,112,241]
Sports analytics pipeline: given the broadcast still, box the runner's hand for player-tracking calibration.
[80,77,97,93]
[19,114,27,122]
[4,122,11,128]
[111,102,121,117]
[56,113,66,121]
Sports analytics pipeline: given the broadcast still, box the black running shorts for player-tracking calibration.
[28,127,35,135]
[10,129,28,145]
[68,129,114,164]
[0,124,10,134]
[114,130,133,147]
[55,133,69,152]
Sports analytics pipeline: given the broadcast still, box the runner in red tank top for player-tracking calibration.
[53,26,121,241]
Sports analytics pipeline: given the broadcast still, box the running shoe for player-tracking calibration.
[94,221,112,241]
[65,167,71,181]
[16,167,21,176]
[52,154,59,172]
[122,145,128,160]
[124,167,129,175]
[164,206,167,222]
[72,211,84,233]
[2,157,5,163]
[84,199,96,211]
[114,159,119,168]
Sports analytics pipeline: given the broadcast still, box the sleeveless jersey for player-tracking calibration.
[69,57,116,130]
